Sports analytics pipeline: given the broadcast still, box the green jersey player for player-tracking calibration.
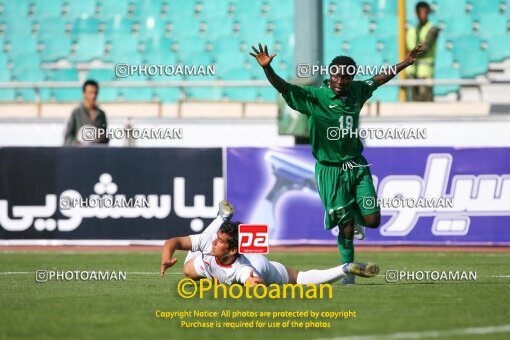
[250,43,425,284]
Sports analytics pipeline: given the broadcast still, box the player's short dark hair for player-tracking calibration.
[329,56,357,77]
[219,221,240,251]
[329,55,357,69]
[416,1,430,12]
[82,79,99,92]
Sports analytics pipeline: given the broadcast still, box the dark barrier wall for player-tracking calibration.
[0,147,223,240]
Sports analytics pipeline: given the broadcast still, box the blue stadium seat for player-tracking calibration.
[72,17,100,35]
[232,1,264,18]
[41,35,72,62]
[374,14,398,38]
[132,0,164,21]
[441,15,473,38]
[434,66,461,96]
[97,0,129,20]
[2,1,29,18]
[10,54,44,81]
[194,0,231,19]
[168,14,201,39]
[484,35,510,62]
[6,36,38,58]
[36,17,70,40]
[2,19,33,38]
[143,36,178,66]
[32,0,64,19]
[223,87,259,101]
[266,0,293,19]
[258,87,277,102]
[452,36,489,78]
[62,2,96,20]
[202,17,234,39]
[105,33,143,64]
[0,89,16,101]
[475,13,508,38]
[428,0,467,20]
[103,17,134,36]
[369,85,399,102]
[136,17,168,40]
[46,69,78,81]
[467,0,501,14]
[70,34,105,62]
[325,0,365,19]
[153,87,182,102]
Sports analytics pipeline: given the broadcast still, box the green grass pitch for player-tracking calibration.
[0,250,509,339]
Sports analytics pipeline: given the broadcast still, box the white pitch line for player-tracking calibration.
[318,324,510,340]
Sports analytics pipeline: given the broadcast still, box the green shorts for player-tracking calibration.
[315,155,380,229]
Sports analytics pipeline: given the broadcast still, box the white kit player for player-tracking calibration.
[160,200,379,285]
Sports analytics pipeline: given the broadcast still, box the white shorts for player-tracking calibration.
[191,254,208,278]
[268,261,289,284]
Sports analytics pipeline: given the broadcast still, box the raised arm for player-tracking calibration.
[160,236,192,277]
[373,43,426,86]
[249,43,289,93]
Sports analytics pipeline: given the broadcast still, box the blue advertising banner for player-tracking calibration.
[227,147,510,245]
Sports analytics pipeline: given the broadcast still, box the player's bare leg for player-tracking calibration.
[182,257,203,280]
[284,262,379,285]
[363,211,381,229]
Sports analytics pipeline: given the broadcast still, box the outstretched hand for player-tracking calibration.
[249,43,276,68]
[245,269,264,286]
[406,43,426,64]
[160,258,178,277]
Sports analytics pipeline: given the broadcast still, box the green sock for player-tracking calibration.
[337,234,354,264]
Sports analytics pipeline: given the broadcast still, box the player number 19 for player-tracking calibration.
[339,116,353,129]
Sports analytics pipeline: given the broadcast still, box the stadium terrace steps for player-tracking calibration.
[0,0,509,104]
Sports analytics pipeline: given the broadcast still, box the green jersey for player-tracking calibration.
[282,78,378,163]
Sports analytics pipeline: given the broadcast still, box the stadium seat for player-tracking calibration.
[117,73,154,101]
[40,35,72,62]
[258,87,277,102]
[103,17,134,36]
[1,1,29,18]
[72,17,100,35]
[131,0,164,21]
[484,35,510,62]
[153,87,182,103]
[0,89,16,101]
[97,0,129,20]
[105,33,143,64]
[32,0,64,19]
[143,36,178,66]
[202,17,234,40]
[452,36,489,78]
[62,2,96,20]
[325,0,365,19]
[466,0,501,14]
[441,15,473,38]
[475,13,508,38]
[434,66,461,96]
[1,19,33,38]
[266,0,293,19]
[6,36,38,58]
[223,87,259,101]
[36,17,70,40]
[194,0,231,19]
[70,34,105,62]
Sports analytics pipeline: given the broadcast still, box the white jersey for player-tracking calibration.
[187,216,289,285]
